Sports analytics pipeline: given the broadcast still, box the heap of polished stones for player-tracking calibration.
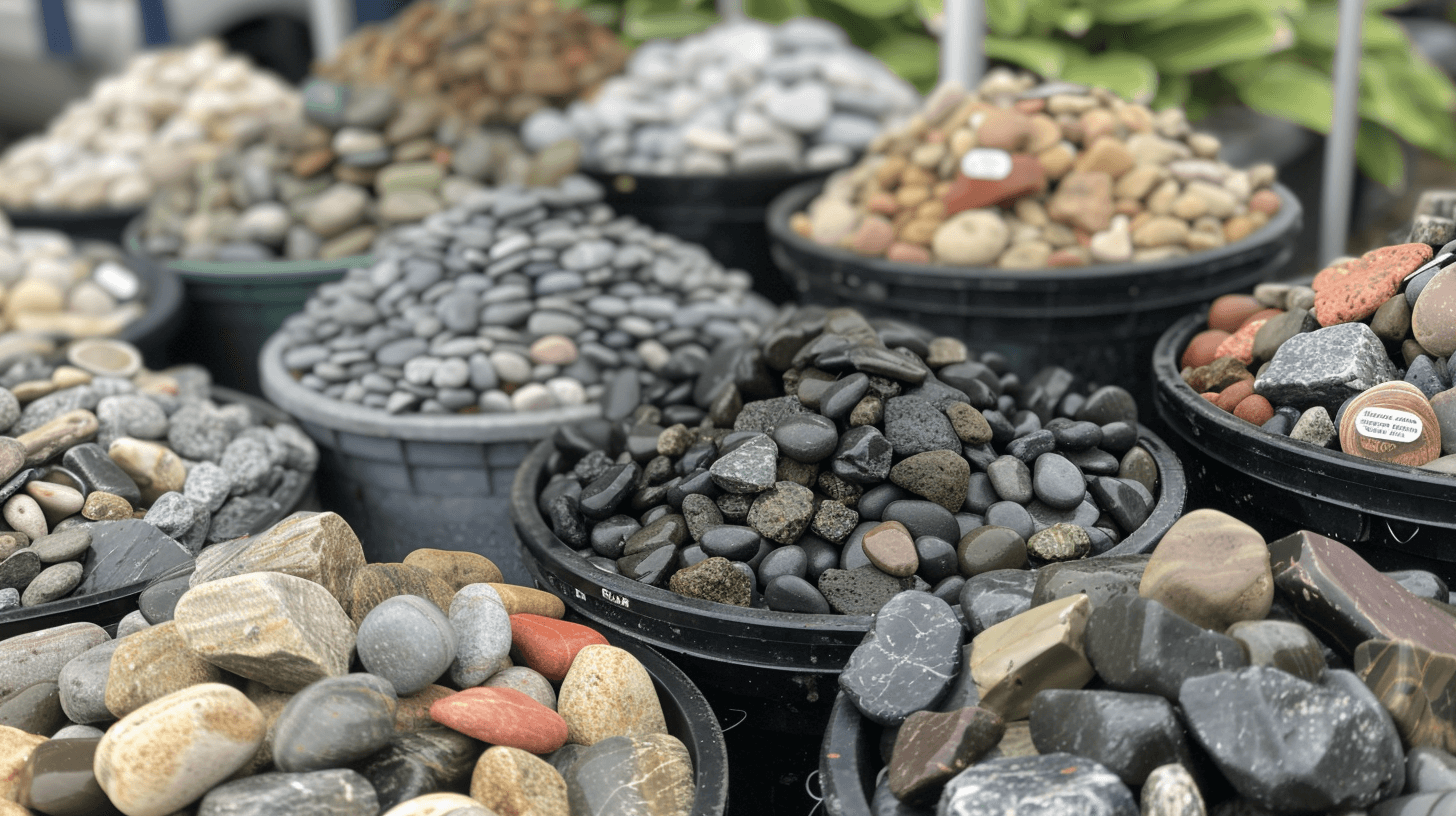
[1181,226,1456,472]
[272,175,775,415]
[0,220,148,339]
[834,509,1456,814]
[521,18,919,175]
[313,0,630,126]
[136,80,581,263]
[0,40,300,212]
[0,339,316,613]
[792,70,1282,269]
[0,514,695,816]
[537,306,1166,615]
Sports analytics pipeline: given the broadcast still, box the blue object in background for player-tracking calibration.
[355,0,415,23]
[137,0,170,45]
[38,0,74,57]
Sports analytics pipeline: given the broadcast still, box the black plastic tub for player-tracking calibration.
[6,207,142,244]
[0,385,316,640]
[601,628,730,816]
[115,251,185,369]
[820,691,879,816]
[124,218,366,395]
[586,169,829,305]
[1154,312,1456,583]
[767,181,1303,414]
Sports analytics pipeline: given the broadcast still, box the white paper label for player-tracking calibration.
[1354,407,1424,443]
[960,148,1013,181]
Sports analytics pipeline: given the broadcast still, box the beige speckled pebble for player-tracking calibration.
[0,725,45,801]
[556,645,667,746]
[94,682,265,816]
[470,746,568,816]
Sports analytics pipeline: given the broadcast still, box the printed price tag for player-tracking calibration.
[960,148,1013,181]
[1354,407,1424,443]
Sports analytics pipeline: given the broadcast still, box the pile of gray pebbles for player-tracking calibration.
[273,174,776,415]
[0,340,317,613]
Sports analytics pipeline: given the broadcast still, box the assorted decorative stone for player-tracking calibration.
[273,175,773,415]
[0,224,150,341]
[1183,239,1456,471]
[793,70,1281,269]
[526,18,917,176]
[0,40,300,212]
[139,77,583,263]
[314,0,629,127]
[538,305,1166,614]
[0,512,696,816]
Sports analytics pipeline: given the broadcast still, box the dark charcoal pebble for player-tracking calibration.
[772,414,840,463]
[1084,595,1247,700]
[819,566,914,615]
[956,527,1027,576]
[913,536,957,584]
[985,456,1031,504]
[1032,453,1085,510]
[983,501,1034,541]
[77,520,193,595]
[840,591,961,725]
[882,397,959,457]
[820,374,870,420]
[579,463,640,520]
[758,545,807,586]
[1028,689,1195,786]
[938,752,1136,814]
[197,769,380,816]
[958,569,1036,635]
[1076,386,1138,425]
[881,500,960,544]
[832,426,894,485]
[699,525,762,561]
[860,484,912,520]
[589,515,640,559]
[1052,421,1102,451]
[1030,555,1148,609]
[765,575,831,614]
[1088,477,1153,534]
[1004,430,1054,463]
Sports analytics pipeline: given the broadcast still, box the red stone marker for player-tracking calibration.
[1312,243,1434,326]
[1337,381,1442,467]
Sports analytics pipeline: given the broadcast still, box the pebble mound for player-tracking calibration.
[1180,222,1456,473]
[537,305,1166,616]
[791,70,1283,269]
[520,18,919,176]
[138,80,580,264]
[0,340,317,613]
[272,175,775,415]
[835,511,1456,815]
[0,513,697,816]
[0,218,147,340]
[0,40,300,213]
[314,0,630,126]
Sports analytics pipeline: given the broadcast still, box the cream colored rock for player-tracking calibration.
[173,571,356,692]
[107,437,187,504]
[190,511,366,604]
[1,495,45,541]
[557,645,667,746]
[0,725,45,802]
[931,210,1009,266]
[383,793,494,816]
[471,746,569,816]
[17,410,97,467]
[24,481,83,525]
[94,683,266,816]
[969,594,1094,721]
[105,621,224,718]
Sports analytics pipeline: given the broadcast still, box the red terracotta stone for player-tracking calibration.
[1045,249,1088,268]
[1183,329,1231,369]
[1201,392,1220,404]
[1243,307,1283,328]
[509,614,609,683]
[887,242,932,264]
[1208,294,1264,333]
[430,687,568,754]
[1312,243,1434,326]
[1234,395,1274,425]
[1215,379,1256,412]
[1212,318,1267,366]
[942,154,1046,216]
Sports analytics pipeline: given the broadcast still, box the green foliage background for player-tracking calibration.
[560,0,1456,187]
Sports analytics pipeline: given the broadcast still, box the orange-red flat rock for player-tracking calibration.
[1212,318,1267,366]
[942,154,1046,216]
[1183,329,1231,369]
[509,614,609,683]
[1313,243,1433,326]
[430,687,568,754]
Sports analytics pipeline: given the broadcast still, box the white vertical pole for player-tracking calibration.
[1321,0,1365,264]
[718,0,744,21]
[310,0,352,62]
[940,0,983,89]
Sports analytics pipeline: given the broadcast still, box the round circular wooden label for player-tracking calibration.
[1337,381,1441,467]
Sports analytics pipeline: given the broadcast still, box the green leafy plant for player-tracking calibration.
[559,0,1456,188]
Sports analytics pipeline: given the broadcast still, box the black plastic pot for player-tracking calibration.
[1154,312,1456,583]
[0,386,317,640]
[6,207,141,244]
[123,218,365,395]
[601,628,730,816]
[115,251,185,370]
[768,181,1303,415]
[586,169,829,304]
[819,691,879,816]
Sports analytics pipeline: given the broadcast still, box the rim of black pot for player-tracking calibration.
[0,385,315,637]
[819,690,877,816]
[511,424,1185,673]
[5,205,143,225]
[765,179,1303,290]
[585,167,836,195]
[1153,311,1456,533]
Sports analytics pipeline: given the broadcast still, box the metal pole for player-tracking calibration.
[310,0,352,62]
[1320,0,1365,264]
[718,0,744,21]
[939,0,983,90]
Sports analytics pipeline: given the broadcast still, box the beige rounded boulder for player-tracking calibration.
[1139,508,1273,631]
[556,645,667,746]
[94,682,266,816]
